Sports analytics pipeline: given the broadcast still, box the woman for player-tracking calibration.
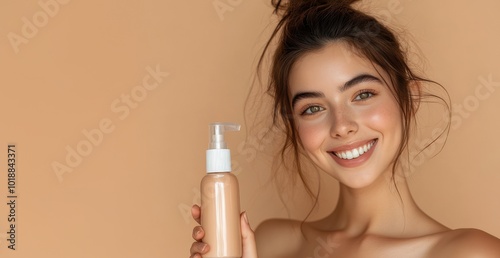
[190,0,500,257]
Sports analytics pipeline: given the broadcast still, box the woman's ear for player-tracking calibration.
[409,80,421,113]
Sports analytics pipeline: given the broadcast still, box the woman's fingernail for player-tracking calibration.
[243,211,249,225]
[201,244,207,252]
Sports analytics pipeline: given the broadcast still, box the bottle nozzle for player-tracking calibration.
[209,122,240,149]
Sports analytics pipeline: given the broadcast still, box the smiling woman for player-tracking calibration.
[288,43,403,180]
[188,0,500,257]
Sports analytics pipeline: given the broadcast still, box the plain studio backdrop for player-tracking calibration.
[0,0,499,257]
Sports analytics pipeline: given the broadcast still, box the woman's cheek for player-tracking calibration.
[363,101,402,136]
[365,107,388,127]
[297,117,329,153]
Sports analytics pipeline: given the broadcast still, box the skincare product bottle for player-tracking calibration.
[201,122,242,258]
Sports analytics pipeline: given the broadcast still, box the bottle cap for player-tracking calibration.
[206,122,240,173]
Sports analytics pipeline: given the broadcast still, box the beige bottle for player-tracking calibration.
[201,122,242,258]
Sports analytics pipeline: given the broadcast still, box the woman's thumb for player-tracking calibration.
[240,212,258,258]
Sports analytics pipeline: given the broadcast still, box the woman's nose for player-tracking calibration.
[330,108,358,138]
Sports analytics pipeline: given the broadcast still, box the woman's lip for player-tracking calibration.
[329,139,378,168]
[328,138,378,152]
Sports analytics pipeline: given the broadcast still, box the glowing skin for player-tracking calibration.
[289,42,402,189]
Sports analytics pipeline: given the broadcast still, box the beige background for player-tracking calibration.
[0,0,499,257]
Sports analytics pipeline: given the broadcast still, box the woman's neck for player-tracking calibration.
[325,172,447,238]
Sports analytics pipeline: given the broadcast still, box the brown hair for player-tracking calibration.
[256,0,450,209]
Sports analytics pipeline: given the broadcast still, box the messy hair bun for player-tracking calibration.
[271,0,360,15]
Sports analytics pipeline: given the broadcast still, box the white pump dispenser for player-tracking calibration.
[206,122,240,173]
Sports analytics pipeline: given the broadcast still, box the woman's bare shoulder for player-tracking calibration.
[430,228,500,258]
[254,218,305,258]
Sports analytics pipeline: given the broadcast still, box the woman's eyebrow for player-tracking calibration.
[340,73,382,92]
[291,91,325,108]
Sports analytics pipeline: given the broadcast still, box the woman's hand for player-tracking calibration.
[240,210,258,258]
[189,204,258,258]
[189,205,208,258]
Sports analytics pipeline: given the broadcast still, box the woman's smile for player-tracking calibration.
[329,138,378,168]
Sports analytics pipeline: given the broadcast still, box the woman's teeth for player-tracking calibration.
[333,140,375,160]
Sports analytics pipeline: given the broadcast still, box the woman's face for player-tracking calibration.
[288,42,403,189]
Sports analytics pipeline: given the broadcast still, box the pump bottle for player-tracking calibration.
[201,122,242,258]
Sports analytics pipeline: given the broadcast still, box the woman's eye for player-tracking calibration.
[301,106,324,115]
[354,91,374,101]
